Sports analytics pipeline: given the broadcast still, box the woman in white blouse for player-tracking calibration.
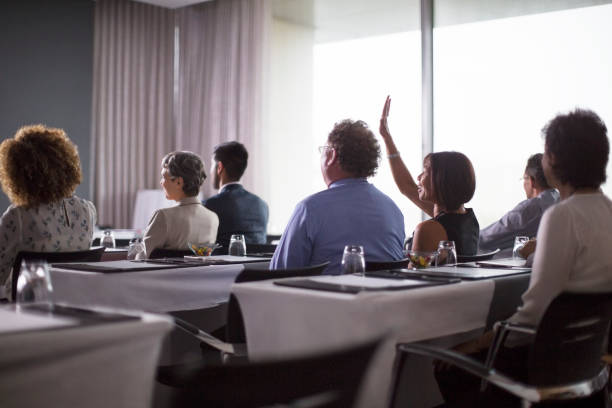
[0,125,97,300]
[436,108,612,407]
[141,151,218,258]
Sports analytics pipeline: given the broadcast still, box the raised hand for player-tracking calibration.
[380,95,392,140]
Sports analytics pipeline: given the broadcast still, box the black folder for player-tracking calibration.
[274,275,459,294]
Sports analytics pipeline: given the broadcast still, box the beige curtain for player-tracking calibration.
[92,0,175,228]
[175,0,269,199]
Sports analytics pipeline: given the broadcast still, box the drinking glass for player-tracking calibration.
[435,241,457,266]
[127,238,145,260]
[16,259,53,305]
[341,245,366,276]
[513,236,530,259]
[229,234,246,256]
[101,230,116,249]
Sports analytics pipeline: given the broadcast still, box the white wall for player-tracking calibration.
[260,19,318,235]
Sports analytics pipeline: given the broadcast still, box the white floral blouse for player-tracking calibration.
[0,196,97,299]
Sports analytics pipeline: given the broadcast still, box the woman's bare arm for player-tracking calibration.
[380,96,434,216]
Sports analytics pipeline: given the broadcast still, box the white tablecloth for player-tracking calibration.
[232,276,495,408]
[50,264,245,312]
[0,306,172,408]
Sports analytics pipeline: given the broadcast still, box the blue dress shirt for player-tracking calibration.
[479,189,560,253]
[270,178,405,274]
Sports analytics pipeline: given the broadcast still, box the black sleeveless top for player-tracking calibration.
[433,208,479,255]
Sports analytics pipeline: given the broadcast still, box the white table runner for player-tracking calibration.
[50,263,245,312]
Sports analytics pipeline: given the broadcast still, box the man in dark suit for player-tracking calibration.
[203,142,269,249]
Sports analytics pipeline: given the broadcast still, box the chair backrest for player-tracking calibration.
[457,248,500,263]
[528,291,612,386]
[165,337,381,408]
[365,258,410,271]
[235,261,330,283]
[149,248,194,259]
[245,243,277,255]
[266,234,281,244]
[227,262,330,344]
[11,247,106,300]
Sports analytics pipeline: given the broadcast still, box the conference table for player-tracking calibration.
[48,257,271,364]
[231,267,531,408]
[48,257,271,312]
[0,303,172,408]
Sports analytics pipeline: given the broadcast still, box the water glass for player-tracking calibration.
[16,259,53,305]
[101,230,116,249]
[229,234,246,256]
[513,236,530,259]
[435,241,457,266]
[341,245,366,276]
[127,238,145,260]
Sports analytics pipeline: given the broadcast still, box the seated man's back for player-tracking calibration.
[271,179,405,274]
[271,119,405,274]
[204,183,268,248]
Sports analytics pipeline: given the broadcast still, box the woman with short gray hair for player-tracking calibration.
[142,151,219,258]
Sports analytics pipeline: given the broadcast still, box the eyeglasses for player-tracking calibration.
[318,145,334,154]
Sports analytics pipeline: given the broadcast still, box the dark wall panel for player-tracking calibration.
[0,0,94,212]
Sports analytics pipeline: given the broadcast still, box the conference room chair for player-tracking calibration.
[157,336,381,408]
[365,258,410,271]
[391,291,612,407]
[211,243,277,256]
[457,248,501,263]
[172,261,331,361]
[245,243,277,255]
[266,234,281,244]
[149,248,194,259]
[11,246,106,301]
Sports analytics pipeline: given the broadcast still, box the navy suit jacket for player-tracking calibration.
[203,184,269,248]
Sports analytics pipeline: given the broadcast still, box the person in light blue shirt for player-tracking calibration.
[479,153,559,256]
[270,119,405,274]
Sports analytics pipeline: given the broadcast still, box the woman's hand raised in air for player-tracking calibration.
[380,95,393,141]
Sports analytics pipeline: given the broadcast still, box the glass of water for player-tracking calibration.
[229,234,246,256]
[341,245,366,276]
[513,236,530,259]
[16,259,53,305]
[101,230,116,249]
[127,238,145,260]
[435,241,457,266]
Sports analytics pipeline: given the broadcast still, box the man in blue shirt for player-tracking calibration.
[479,153,559,256]
[271,119,405,274]
[203,142,269,249]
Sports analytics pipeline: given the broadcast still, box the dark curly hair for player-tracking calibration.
[162,151,206,196]
[525,153,550,190]
[0,125,82,208]
[426,151,475,212]
[542,109,608,189]
[327,119,380,178]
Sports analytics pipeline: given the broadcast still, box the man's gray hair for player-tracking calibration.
[162,151,206,197]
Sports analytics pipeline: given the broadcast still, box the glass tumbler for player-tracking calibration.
[341,245,366,276]
[229,234,246,256]
[101,230,116,249]
[435,240,457,266]
[16,259,53,305]
[513,236,530,259]
[127,238,145,260]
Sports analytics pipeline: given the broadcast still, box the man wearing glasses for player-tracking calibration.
[479,153,559,256]
[271,119,405,274]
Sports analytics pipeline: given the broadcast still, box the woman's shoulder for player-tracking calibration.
[413,219,447,251]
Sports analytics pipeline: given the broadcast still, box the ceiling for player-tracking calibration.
[135,0,211,8]
[135,0,612,43]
